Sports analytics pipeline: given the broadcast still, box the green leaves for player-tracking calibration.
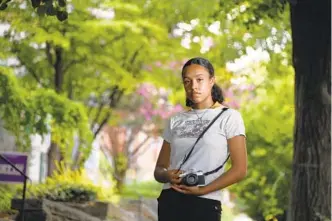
[0,68,92,153]
[0,0,180,168]
[229,65,294,220]
[104,1,142,16]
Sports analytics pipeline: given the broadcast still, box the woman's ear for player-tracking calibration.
[210,76,215,87]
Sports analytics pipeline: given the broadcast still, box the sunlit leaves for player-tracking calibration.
[0,1,183,161]
[229,65,294,219]
[84,20,143,34]
[0,0,173,100]
[103,1,141,16]
[0,68,92,154]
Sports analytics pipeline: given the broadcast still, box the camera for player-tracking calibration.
[179,170,205,187]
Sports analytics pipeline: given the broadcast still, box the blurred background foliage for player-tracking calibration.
[0,0,294,220]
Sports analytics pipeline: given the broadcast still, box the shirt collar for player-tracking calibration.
[186,102,222,111]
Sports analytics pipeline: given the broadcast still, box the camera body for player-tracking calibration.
[179,170,205,187]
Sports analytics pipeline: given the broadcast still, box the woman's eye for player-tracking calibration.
[197,79,203,82]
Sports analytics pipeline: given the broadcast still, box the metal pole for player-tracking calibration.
[138,195,142,221]
[21,177,27,221]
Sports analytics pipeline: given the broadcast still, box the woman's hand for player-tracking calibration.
[170,184,206,196]
[167,169,183,184]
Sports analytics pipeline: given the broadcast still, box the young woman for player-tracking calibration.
[154,57,247,221]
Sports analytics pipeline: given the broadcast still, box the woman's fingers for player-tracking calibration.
[165,169,184,184]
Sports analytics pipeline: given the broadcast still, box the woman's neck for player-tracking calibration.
[192,100,215,110]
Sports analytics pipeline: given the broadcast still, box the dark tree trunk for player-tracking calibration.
[47,45,65,177]
[289,0,331,220]
[47,142,62,177]
[54,46,63,93]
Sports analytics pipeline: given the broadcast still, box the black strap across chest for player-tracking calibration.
[177,107,230,176]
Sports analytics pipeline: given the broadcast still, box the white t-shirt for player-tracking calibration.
[162,106,246,201]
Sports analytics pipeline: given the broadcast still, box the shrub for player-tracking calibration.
[0,184,17,212]
[27,163,119,203]
[0,163,119,212]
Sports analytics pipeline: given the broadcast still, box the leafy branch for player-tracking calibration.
[0,68,93,154]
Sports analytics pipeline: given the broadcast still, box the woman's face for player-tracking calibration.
[182,64,215,104]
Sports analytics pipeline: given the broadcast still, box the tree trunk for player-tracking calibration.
[47,142,62,177]
[289,0,331,220]
[114,156,128,192]
[47,45,65,177]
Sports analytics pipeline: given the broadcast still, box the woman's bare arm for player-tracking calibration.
[154,140,183,184]
[154,140,171,183]
[201,135,247,194]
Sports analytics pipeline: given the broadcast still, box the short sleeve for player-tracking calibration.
[225,110,246,139]
[162,118,172,143]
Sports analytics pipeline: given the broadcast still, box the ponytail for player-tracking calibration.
[211,84,224,103]
[186,98,194,107]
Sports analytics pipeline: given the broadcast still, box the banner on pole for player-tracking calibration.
[0,152,28,183]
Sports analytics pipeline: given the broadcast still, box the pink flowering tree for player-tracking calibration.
[222,83,256,109]
[137,83,183,128]
[101,83,182,190]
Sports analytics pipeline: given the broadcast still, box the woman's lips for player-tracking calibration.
[192,93,201,98]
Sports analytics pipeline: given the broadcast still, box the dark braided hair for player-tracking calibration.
[181,57,224,107]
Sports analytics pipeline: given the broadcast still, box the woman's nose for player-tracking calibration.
[191,81,198,90]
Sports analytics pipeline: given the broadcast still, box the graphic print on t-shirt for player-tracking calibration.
[173,119,211,138]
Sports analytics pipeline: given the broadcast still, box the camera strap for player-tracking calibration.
[203,154,230,176]
[177,107,229,174]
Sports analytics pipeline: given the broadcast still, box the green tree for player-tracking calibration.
[229,58,294,220]
[0,0,177,175]
[212,1,331,219]
[0,67,92,158]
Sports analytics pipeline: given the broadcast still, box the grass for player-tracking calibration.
[120,181,163,199]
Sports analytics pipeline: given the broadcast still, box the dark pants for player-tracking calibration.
[157,189,222,221]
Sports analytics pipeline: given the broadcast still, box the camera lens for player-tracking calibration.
[186,174,198,186]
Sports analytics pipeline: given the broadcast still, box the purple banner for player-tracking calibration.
[0,152,28,183]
